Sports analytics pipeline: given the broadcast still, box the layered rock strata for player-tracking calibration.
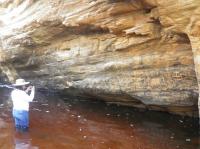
[0,0,199,116]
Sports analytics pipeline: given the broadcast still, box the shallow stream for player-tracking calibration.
[0,92,199,149]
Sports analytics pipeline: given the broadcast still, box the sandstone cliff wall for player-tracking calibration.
[0,0,199,116]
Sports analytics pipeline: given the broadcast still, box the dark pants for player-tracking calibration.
[13,109,29,132]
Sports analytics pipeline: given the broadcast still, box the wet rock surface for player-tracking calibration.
[0,0,199,116]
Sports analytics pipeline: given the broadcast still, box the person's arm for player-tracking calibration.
[11,90,15,102]
[29,86,35,101]
[24,86,35,102]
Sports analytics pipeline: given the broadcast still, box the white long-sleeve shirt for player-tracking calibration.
[11,87,35,111]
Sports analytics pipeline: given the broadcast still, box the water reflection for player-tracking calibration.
[0,91,199,149]
[14,132,38,149]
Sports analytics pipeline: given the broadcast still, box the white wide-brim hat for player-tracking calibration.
[13,79,30,86]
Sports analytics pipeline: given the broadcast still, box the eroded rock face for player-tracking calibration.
[0,0,199,116]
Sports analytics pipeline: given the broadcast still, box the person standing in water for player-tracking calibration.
[11,79,35,131]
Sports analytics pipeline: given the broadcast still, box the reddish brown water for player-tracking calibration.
[0,93,199,149]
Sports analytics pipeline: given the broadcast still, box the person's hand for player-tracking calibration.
[28,86,33,90]
[26,86,33,92]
